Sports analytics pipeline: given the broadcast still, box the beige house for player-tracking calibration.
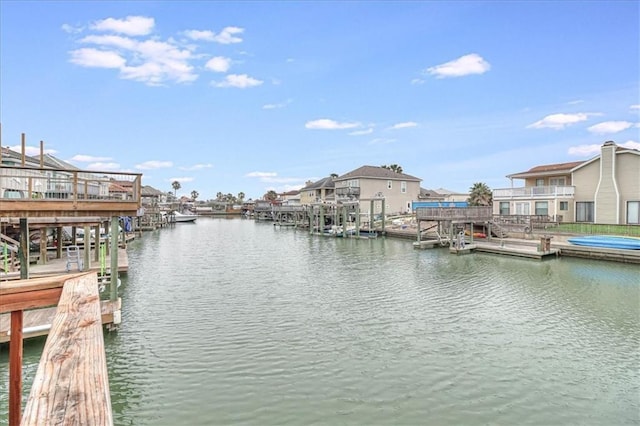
[333,166,422,215]
[493,141,640,224]
[299,177,335,204]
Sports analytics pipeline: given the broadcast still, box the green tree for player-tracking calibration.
[264,190,277,201]
[191,190,199,201]
[216,192,223,201]
[237,192,245,203]
[171,181,181,198]
[467,182,493,206]
[330,173,339,178]
[381,164,403,174]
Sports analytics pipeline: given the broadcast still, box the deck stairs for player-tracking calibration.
[1,233,21,273]
[487,221,508,238]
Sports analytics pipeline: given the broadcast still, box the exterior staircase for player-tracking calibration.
[487,221,508,238]
[1,233,21,273]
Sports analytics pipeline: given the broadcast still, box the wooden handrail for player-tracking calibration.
[1,273,113,426]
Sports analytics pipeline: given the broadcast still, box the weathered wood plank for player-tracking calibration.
[0,273,85,296]
[0,288,62,314]
[21,273,113,426]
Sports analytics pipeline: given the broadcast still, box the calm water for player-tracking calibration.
[1,218,639,425]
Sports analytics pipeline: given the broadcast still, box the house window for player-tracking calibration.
[628,201,640,224]
[559,201,568,211]
[401,181,407,193]
[536,178,545,186]
[550,177,566,186]
[387,180,392,189]
[576,202,594,222]
[499,202,510,215]
[535,201,548,216]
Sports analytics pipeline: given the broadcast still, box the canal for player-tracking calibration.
[1,217,639,425]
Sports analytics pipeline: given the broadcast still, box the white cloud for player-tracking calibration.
[567,100,584,105]
[246,171,277,178]
[205,56,231,73]
[135,160,173,170]
[426,53,490,78]
[70,154,113,162]
[180,163,213,171]
[305,119,361,130]
[411,78,425,85]
[69,48,126,68]
[87,162,120,170]
[262,99,292,109]
[567,144,601,156]
[213,74,263,88]
[8,145,56,156]
[389,121,418,130]
[630,104,640,110]
[212,26,244,44]
[588,121,634,134]
[349,128,374,136]
[568,140,640,156]
[90,16,155,36]
[61,23,83,34]
[621,140,640,150]
[184,30,215,41]
[527,112,597,130]
[168,177,194,183]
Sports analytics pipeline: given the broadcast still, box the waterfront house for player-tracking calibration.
[493,141,640,224]
[334,166,422,215]
[299,177,335,204]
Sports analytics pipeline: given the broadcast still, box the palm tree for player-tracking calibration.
[237,192,245,203]
[381,164,403,174]
[216,192,223,201]
[191,190,199,201]
[171,181,181,199]
[467,182,492,206]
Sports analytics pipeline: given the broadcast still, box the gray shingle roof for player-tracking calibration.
[337,165,421,181]
[303,176,335,190]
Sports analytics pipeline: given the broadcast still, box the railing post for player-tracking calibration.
[9,310,24,426]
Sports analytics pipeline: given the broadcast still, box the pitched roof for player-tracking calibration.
[336,165,421,181]
[507,161,585,178]
[302,176,335,190]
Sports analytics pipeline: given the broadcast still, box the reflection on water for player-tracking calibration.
[1,218,638,425]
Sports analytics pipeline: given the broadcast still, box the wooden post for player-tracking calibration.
[416,218,421,242]
[84,225,91,270]
[381,200,386,233]
[9,310,24,426]
[94,225,100,262]
[355,204,360,238]
[19,218,28,280]
[39,227,48,265]
[110,217,119,302]
[21,133,25,167]
[39,140,44,168]
[370,200,374,232]
[342,206,347,238]
[56,227,63,259]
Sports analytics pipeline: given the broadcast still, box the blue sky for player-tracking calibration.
[1,1,638,201]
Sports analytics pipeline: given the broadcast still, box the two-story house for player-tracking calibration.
[299,177,335,204]
[493,141,640,224]
[333,166,422,215]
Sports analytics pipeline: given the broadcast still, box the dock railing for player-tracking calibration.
[0,273,112,426]
[0,165,142,217]
[416,206,492,221]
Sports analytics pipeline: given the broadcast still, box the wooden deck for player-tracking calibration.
[1,247,128,279]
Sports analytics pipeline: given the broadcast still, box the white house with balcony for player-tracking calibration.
[493,141,640,224]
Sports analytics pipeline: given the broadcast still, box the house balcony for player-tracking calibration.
[493,185,575,200]
[335,187,360,199]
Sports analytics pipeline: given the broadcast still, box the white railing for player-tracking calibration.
[493,186,575,199]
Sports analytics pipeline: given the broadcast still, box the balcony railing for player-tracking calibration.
[493,185,575,199]
[335,186,360,198]
[1,165,142,217]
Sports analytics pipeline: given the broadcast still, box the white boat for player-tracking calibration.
[171,211,197,223]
